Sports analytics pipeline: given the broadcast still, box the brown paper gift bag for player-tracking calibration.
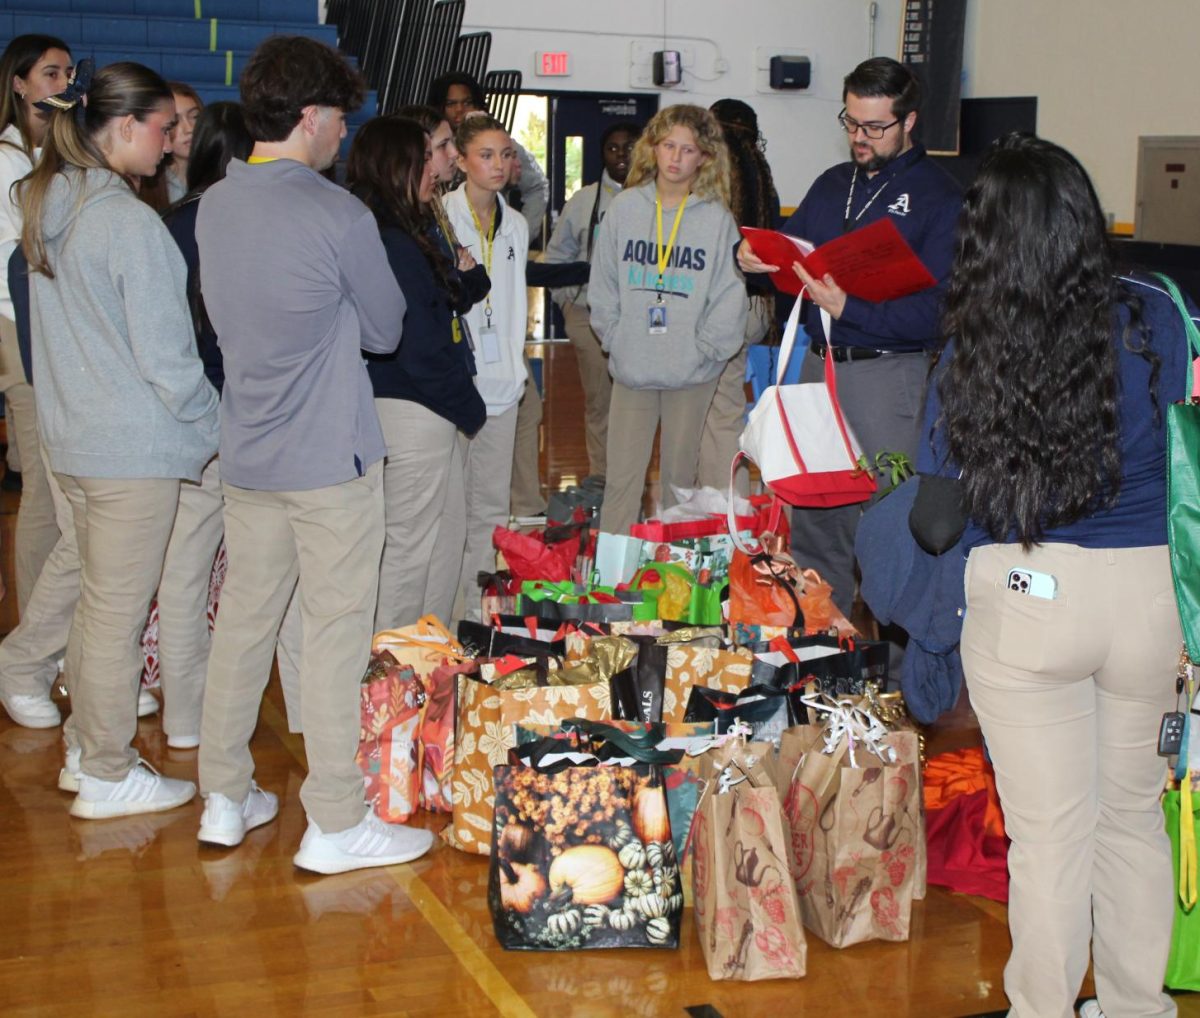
[692,741,806,980]
[445,675,612,854]
[662,645,753,722]
[782,722,922,948]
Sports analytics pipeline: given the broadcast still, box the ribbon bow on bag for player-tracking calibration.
[801,693,897,768]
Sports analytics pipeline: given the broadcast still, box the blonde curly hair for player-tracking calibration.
[624,103,731,207]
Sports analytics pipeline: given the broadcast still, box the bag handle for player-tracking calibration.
[374,615,467,661]
[1151,272,1200,399]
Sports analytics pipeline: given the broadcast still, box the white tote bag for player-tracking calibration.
[733,298,876,529]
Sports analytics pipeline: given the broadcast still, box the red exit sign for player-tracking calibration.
[535,51,570,76]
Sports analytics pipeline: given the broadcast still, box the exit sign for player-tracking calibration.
[535,51,570,76]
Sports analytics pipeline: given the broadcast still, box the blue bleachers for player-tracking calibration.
[0,11,335,50]
[1,1,375,156]
[0,0,316,20]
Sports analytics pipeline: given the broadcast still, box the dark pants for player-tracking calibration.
[789,349,929,618]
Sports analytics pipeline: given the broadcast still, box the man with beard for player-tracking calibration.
[738,57,961,629]
[543,121,640,483]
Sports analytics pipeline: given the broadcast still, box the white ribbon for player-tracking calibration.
[685,717,756,758]
[717,764,749,795]
[800,693,896,768]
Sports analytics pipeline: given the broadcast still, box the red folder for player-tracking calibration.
[740,218,937,303]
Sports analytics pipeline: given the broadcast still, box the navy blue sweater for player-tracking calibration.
[920,273,1200,549]
[162,195,225,393]
[780,144,962,352]
[367,222,487,436]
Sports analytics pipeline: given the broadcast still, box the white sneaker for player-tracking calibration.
[58,744,82,793]
[1078,1002,1106,1018]
[198,784,279,847]
[69,760,196,819]
[1,691,61,729]
[137,689,159,718]
[292,812,434,875]
[167,733,200,750]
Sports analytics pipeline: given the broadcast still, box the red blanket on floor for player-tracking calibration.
[923,747,1010,903]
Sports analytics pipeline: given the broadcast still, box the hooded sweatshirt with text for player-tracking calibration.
[29,167,219,481]
[588,182,747,390]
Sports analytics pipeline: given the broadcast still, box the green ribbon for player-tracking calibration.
[209,17,218,51]
[225,49,233,85]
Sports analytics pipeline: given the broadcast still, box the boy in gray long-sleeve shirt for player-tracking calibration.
[194,36,434,875]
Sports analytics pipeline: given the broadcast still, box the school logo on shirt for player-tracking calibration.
[507,244,515,260]
[888,194,911,216]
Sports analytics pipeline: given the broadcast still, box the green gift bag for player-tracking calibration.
[1157,273,1200,661]
[1164,785,1200,989]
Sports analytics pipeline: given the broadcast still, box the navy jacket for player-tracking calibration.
[780,144,962,352]
[367,222,487,436]
[9,245,30,385]
[854,476,966,724]
[163,195,225,393]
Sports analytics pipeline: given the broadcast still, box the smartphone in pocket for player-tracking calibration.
[1007,568,1057,600]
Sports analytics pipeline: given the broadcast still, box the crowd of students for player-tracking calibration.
[0,28,1194,1018]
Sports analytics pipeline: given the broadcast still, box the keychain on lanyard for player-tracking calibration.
[468,200,502,364]
[650,193,687,334]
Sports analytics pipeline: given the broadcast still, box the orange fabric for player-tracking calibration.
[923,746,1006,839]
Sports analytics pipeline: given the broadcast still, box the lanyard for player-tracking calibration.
[655,192,688,300]
[468,199,497,324]
[842,167,893,232]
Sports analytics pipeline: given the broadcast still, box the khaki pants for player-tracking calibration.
[156,456,224,741]
[441,404,518,624]
[562,301,611,479]
[599,378,720,535]
[57,475,180,782]
[0,442,77,700]
[961,542,1179,1018]
[199,464,383,833]
[5,378,60,613]
[374,398,458,630]
[697,345,749,496]
[510,366,544,517]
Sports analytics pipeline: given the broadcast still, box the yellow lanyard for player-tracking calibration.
[655,192,688,298]
[432,205,465,344]
[1182,667,1197,909]
[468,199,497,324]
[246,155,279,164]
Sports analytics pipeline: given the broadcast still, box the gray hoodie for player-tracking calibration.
[29,167,219,481]
[588,182,747,390]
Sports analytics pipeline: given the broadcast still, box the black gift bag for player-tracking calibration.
[748,635,888,695]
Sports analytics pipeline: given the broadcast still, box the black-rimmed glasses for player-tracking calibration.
[837,108,901,140]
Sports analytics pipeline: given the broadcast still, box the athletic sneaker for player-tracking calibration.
[58,743,82,793]
[137,689,159,718]
[1,691,61,729]
[198,784,279,847]
[69,759,196,819]
[1078,1002,1106,1018]
[292,812,434,875]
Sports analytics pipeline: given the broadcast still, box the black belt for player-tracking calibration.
[814,345,885,363]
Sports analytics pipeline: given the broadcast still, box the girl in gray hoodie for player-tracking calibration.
[19,61,219,819]
[589,104,747,534]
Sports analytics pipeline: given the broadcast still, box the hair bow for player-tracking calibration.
[34,59,94,115]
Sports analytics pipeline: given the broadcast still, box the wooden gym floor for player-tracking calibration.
[1,343,1197,1017]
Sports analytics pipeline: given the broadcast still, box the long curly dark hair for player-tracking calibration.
[937,133,1156,546]
[345,116,456,300]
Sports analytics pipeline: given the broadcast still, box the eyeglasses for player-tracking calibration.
[837,109,901,140]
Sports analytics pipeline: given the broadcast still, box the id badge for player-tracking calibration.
[647,304,668,335]
[480,327,502,364]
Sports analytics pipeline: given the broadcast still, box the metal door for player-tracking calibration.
[1136,137,1200,245]
[540,92,658,338]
